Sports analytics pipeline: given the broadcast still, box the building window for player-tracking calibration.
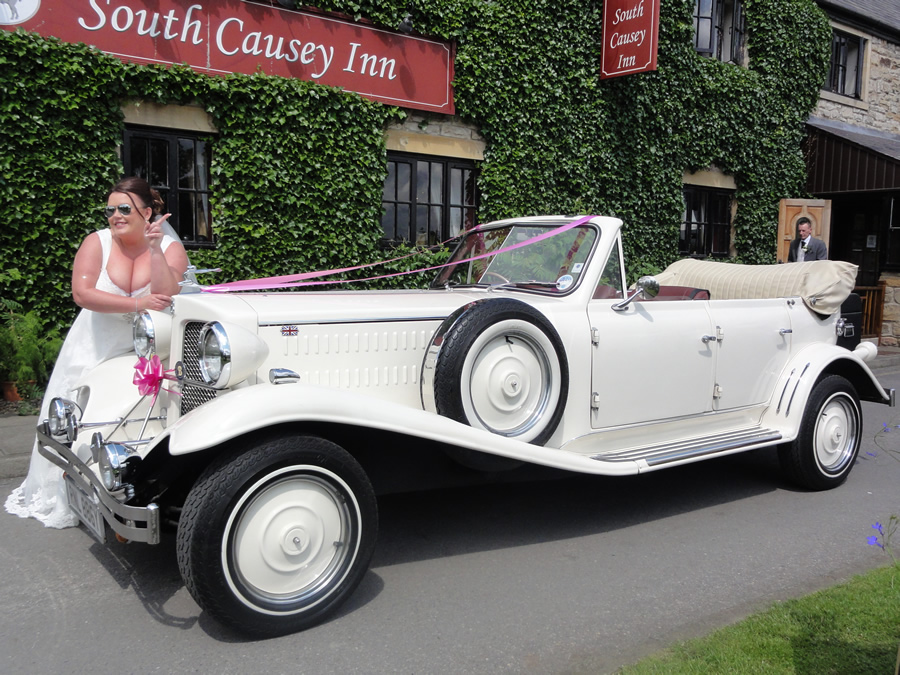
[826,30,865,99]
[382,152,478,246]
[123,126,214,248]
[693,0,745,65]
[681,186,732,257]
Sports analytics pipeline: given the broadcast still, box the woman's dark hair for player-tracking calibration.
[108,176,165,215]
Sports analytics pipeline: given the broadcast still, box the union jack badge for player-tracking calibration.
[281,325,299,337]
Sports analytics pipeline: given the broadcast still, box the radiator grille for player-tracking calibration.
[180,321,217,415]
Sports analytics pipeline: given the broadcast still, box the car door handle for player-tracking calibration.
[779,328,792,335]
[701,335,718,344]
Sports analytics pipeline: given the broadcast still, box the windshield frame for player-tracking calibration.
[431,219,602,296]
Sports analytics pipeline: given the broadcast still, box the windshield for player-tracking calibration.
[432,223,598,292]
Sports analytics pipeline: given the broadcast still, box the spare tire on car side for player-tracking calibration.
[422,298,569,448]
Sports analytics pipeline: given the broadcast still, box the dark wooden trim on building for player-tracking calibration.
[805,125,900,194]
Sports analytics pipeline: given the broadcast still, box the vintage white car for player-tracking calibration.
[38,215,894,636]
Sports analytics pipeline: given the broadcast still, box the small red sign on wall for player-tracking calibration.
[1,0,455,114]
[600,0,660,79]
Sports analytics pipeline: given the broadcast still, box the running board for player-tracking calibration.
[591,428,783,467]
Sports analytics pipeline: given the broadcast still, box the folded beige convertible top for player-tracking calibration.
[655,258,858,315]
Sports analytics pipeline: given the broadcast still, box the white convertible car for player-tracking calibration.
[38,215,894,636]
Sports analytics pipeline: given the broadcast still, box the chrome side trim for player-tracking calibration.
[592,427,783,466]
[786,363,810,417]
[35,426,160,545]
[259,316,448,327]
[270,368,301,384]
[776,368,795,414]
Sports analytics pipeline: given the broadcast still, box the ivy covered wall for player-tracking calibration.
[0,0,831,331]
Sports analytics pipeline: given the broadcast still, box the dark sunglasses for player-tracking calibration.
[104,204,134,217]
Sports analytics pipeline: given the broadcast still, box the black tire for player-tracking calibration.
[176,435,377,637]
[432,298,568,446]
[778,375,862,491]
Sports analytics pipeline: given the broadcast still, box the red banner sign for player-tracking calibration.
[600,0,660,79]
[1,0,454,113]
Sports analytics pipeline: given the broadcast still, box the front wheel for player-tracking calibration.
[176,435,377,636]
[778,375,862,491]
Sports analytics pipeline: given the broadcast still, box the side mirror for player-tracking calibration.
[636,276,659,298]
[612,275,660,311]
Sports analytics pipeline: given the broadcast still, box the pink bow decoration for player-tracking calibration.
[133,355,180,403]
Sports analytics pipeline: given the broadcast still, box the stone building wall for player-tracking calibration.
[814,34,900,133]
[881,273,900,347]
[384,114,485,162]
[387,114,484,146]
[813,24,900,345]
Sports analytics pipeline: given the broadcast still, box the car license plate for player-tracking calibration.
[65,475,106,543]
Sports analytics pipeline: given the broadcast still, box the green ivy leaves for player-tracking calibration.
[1,0,830,332]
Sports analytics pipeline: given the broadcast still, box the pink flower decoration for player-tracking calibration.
[133,355,179,403]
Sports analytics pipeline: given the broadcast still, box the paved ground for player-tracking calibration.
[3,346,900,481]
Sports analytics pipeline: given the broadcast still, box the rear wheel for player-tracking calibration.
[778,375,862,490]
[176,435,377,636]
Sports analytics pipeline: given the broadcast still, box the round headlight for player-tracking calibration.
[133,311,155,358]
[199,322,231,387]
[48,397,81,440]
[48,398,69,436]
[133,310,171,359]
[98,443,134,491]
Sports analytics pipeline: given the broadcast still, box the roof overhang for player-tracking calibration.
[805,116,900,194]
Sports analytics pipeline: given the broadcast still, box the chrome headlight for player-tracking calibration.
[199,322,231,387]
[133,310,172,359]
[197,321,269,389]
[98,442,138,491]
[48,397,77,436]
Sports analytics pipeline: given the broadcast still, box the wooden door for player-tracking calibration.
[777,199,832,263]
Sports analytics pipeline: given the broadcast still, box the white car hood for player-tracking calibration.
[217,287,549,325]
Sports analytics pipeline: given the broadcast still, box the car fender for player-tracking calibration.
[162,383,642,476]
[761,341,892,439]
[67,353,163,428]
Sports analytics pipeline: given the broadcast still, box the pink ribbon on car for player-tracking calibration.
[202,216,597,293]
[133,355,180,404]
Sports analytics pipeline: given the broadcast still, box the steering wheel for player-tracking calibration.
[482,271,511,284]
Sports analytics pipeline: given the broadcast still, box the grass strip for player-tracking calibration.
[618,565,900,674]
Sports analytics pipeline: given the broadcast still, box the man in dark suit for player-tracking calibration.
[788,217,827,262]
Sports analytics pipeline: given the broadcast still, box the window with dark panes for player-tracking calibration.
[826,30,865,98]
[693,0,745,64]
[123,126,214,248]
[382,152,478,246]
[681,186,732,258]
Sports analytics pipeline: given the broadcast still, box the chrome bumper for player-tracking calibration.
[36,424,160,545]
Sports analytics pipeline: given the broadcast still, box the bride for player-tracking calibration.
[5,177,189,528]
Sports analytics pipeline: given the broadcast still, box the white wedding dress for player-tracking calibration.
[5,227,179,528]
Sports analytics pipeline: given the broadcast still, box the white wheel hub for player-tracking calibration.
[223,466,359,613]
[814,395,858,472]
[460,320,561,440]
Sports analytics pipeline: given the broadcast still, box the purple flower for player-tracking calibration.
[873,522,884,535]
[868,535,883,548]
